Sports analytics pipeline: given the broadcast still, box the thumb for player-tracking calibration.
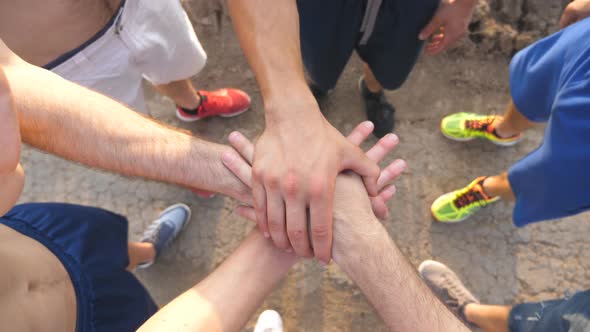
[419,16,440,40]
[342,146,380,196]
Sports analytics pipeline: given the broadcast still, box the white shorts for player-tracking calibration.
[47,0,207,113]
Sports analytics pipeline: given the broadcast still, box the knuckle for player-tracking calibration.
[288,227,307,242]
[264,174,280,189]
[282,172,299,196]
[311,224,330,240]
[309,178,328,199]
[252,165,264,179]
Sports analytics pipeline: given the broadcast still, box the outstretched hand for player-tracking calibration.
[222,121,406,257]
[419,0,477,56]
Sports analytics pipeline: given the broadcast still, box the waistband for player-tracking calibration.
[43,0,127,70]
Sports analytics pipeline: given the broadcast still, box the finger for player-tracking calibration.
[377,159,407,191]
[222,149,253,187]
[309,177,334,264]
[370,185,397,220]
[285,198,313,257]
[365,133,399,163]
[236,205,257,222]
[419,16,441,40]
[425,34,449,56]
[346,121,374,146]
[252,171,269,238]
[229,131,255,164]
[379,184,397,202]
[266,187,290,251]
[370,197,389,220]
[342,146,380,195]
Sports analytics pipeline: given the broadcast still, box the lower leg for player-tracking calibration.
[493,99,535,138]
[127,242,157,270]
[464,303,511,332]
[363,63,384,94]
[154,79,201,109]
[482,172,515,201]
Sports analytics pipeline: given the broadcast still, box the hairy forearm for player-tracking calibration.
[227,0,315,122]
[333,218,468,332]
[1,48,249,202]
[139,230,297,332]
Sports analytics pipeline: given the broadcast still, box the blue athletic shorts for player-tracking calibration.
[0,203,158,332]
[297,0,439,91]
[507,18,590,226]
[509,290,590,332]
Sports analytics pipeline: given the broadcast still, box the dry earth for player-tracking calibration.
[18,0,590,331]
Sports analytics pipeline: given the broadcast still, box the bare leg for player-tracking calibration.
[154,79,201,109]
[482,172,515,201]
[464,303,511,332]
[493,100,535,138]
[363,63,384,94]
[127,241,157,271]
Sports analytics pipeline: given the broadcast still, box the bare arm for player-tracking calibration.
[227,0,378,263]
[331,175,468,331]
[0,39,250,203]
[138,230,297,332]
[0,65,24,215]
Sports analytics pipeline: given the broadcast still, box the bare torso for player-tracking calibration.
[0,0,121,66]
[0,224,77,332]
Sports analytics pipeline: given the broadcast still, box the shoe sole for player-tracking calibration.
[441,129,522,147]
[418,259,446,277]
[176,96,252,122]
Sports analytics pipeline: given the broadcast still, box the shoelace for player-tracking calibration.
[465,117,494,132]
[142,220,175,249]
[454,186,487,209]
[441,274,470,309]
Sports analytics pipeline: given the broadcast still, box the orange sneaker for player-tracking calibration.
[176,88,251,122]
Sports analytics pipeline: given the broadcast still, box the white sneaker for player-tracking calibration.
[254,310,283,332]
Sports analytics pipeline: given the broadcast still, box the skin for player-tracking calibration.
[222,129,468,332]
[419,0,478,56]
[0,39,252,204]
[227,0,380,263]
[226,0,477,262]
[560,0,590,29]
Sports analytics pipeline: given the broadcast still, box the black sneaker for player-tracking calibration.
[418,260,480,327]
[359,77,395,138]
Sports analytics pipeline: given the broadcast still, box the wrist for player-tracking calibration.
[263,84,321,126]
[332,213,387,270]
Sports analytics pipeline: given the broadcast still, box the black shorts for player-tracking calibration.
[297,0,439,91]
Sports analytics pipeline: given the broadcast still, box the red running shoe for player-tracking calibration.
[176,88,251,122]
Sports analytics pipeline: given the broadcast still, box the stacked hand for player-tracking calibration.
[222,121,406,260]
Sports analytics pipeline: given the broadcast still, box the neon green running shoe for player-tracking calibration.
[431,177,499,223]
[440,113,522,146]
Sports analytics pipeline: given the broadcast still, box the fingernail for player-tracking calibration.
[419,34,425,40]
[393,159,407,170]
[221,151,234,163]
[229,131,239,141]
[364,121,374,128]
[387,186,397,194]
[387,133,399,143]
[263,232,270,239]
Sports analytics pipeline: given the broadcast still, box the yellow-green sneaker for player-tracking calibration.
[431,177,499,223]
[440,113,522,146]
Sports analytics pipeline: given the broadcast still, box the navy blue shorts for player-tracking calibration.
[509,290,590,331]
[297,0,439,91]
[0,203,158,332]
[507,18,590,226]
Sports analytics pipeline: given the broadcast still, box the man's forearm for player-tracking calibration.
[333,218,468,332]
[227,0,315,121]
[139,230,297,332]
[1,45,249,202]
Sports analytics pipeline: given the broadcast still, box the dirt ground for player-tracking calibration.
[18,3,590,331]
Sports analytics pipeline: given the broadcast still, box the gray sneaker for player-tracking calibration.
[138,203,192,268]
[418,260,479,324]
